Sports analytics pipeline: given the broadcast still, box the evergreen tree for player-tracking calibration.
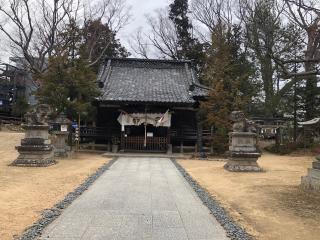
[36,20,99,121]
[82,20,130,71]
[201,24,258,152]
[36,18,130,121]
[169,0,194,57]
[36,55,99,122]
[169,0,206,75]
[244,0,280,116]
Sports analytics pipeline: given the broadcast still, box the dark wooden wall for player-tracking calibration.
[96,104,198,146]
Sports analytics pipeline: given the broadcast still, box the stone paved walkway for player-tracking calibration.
[39,157,229,240]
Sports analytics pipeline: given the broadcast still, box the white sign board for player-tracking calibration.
[61,125,68,132]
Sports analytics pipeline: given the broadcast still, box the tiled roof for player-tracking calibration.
[97,58,208,105]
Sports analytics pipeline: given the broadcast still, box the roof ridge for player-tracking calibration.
[105,57,192,64]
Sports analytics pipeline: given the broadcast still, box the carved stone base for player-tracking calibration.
[301,168,320,191]
[224,158,262,172]
[12,124,56,167]
[225,151,262,172]
[11,148,55,167]
[225,131,262,172]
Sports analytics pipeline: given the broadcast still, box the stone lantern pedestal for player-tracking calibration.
[51,131,70,157]
[224,111,262,172]
[51,113,71,158]
[301,155,320,191]
[224,132,262,172]
[11,125,56,167]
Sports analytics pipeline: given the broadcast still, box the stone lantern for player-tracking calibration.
[11,104,56,167]
[51,112,71,158]
[224,111,262,172]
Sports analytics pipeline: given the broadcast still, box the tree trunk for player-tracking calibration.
[304,30,318,120]
[304,60,318,120]
[261,56,275,117]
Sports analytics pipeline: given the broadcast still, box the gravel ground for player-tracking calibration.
[171,158,253,240]
[17,157,118,240]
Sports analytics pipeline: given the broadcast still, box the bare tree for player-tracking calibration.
[238,0,292,115]
[146,9,179,59]
[272,0,320,77]
[282,0,320,119]
[83,0,131,66]
[0,0,131,74]
[191,0,233,34]
[84,0,131,33]
[0,0,75,74]
[129,28,150,59]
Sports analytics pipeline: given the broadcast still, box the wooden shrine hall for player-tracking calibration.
[86,58,209,153]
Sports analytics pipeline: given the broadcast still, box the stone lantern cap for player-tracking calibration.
[53,112,71,125]
[52,112,71,133]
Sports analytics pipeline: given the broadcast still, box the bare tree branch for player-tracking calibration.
[146,9,179,59]
[190,0,233,34]
[85,0,131,33]
[129,28,150,59]
[0,0,132,74]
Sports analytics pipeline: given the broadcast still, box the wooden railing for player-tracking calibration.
[79,126,212,142]
[0,114,24,124]
[80,126,119,141]
[122,136,167,152]
[170,128,212,140]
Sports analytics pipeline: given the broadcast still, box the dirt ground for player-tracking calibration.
[0,131,109,240]
[179,153,320,240]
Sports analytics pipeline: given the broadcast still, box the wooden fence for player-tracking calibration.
[121,136,168,152]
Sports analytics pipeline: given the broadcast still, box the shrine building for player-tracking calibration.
[87,58,209,153]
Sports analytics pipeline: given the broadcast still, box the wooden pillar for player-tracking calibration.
[196,110,206,158]
[120,131,125,151]
[167,127,172,154]
[180,141,184,154]
[107,141,111,152]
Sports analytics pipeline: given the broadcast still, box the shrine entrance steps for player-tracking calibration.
[102,152,188,159]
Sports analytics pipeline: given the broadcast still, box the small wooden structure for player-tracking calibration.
[88,58,209,153]
[251,117,288,139]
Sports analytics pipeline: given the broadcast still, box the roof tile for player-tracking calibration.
[97,58,207,104]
